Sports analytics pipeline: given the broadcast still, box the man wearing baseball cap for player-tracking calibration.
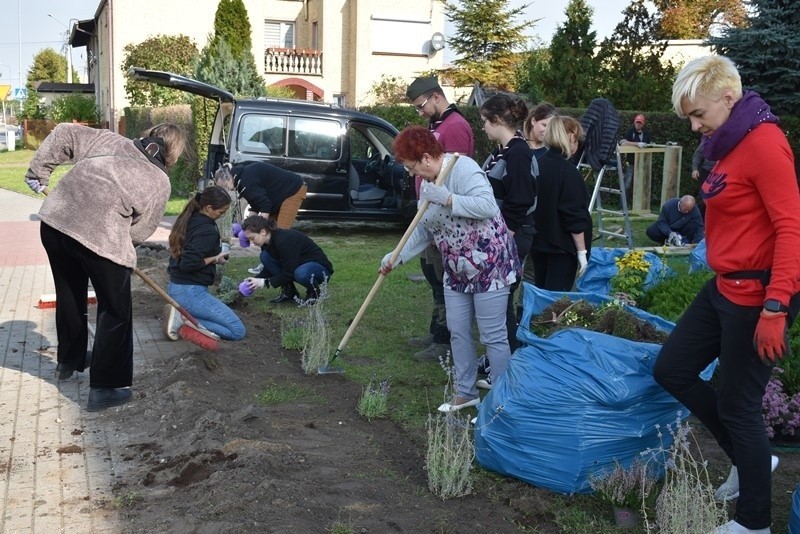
[619,114,653,190]
[403,76,474,363]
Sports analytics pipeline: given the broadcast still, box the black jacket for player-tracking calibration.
[531,150,592,255]
[168,213,221,286]
[231,160,303,214]
[257,228,333,287]
[484,136,536,233]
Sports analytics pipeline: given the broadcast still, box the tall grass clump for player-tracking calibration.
[640,416,727,532]
[357,378,390,420]
[426,360,474,499]
[301,279,332,374]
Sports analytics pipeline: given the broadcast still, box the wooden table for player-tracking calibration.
[618,145,682,214]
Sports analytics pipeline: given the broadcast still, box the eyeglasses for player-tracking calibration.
[403,160,420,174]
[414,97,429,112]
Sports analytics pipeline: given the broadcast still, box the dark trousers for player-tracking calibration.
[420,252,450,345]
[40,223,133,388]
[506,230,534,352]
[529,250,578,292]
[653,279,773,529]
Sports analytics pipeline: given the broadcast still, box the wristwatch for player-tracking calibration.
[763,299,789,313]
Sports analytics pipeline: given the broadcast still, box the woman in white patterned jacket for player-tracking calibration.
[380,125,520,413]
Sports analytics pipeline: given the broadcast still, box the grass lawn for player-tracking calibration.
[0,148,190,215]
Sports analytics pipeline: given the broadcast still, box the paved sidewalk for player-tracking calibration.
[0,189,215,533]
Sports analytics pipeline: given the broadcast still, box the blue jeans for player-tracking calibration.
[653,279,772,529]
[259,250,332,290]
[445,286,510,400]
[167,282,246,341]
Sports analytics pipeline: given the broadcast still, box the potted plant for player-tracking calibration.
[590,459,657,528]
[610,249,652,306]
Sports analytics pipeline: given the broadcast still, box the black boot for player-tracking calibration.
[303,286,319,305]
[269,284,298,304]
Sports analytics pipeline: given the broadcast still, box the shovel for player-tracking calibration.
[318,153,460,374]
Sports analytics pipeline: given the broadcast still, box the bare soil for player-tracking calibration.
[95,254,800,533]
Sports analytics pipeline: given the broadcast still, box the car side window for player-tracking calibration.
[288,117,342,160]
[240,114,286,155]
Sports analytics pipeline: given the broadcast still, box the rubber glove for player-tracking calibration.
[421,182,451,206]
[244,277,266,290]
[380,252,401,273]
[25,178,46,194]
[577,250,588,277]
[637,142,647,148]
[238,232,250,248]
[753,311,789,365]
[232,223,242,237]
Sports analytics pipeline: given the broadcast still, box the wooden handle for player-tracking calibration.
[133,267,200,326]
[335,153,460,353]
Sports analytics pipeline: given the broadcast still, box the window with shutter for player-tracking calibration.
[265,21,295,48]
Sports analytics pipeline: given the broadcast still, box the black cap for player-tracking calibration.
[406,76,442,101]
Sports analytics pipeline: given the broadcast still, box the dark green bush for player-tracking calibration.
[639,270,714,322]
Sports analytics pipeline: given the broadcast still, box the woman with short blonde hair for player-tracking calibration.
[655,55,800,533]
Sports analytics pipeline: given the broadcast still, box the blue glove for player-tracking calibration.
[25,178,46,194]
[420,182,451,206]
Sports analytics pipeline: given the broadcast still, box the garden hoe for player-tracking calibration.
[318,153,461,374]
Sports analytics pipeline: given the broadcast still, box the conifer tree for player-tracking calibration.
[442,0,533,89]
[541,0,599,107]
[708,0,800,115]
[596,0,676,112]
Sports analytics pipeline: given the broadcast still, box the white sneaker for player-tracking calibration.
[476,377,492,390]
[437,397,479,413]
[162,304,182,341]
[248,263,264,275]
[714,519,770,533]
[714,455,779,501]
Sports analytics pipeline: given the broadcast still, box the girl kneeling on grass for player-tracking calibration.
[165,186,246,341]
[380,125,520,413]
[240,215,333,304]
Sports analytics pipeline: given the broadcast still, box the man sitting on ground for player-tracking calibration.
[646,195,705,246]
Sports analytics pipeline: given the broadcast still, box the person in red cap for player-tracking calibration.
[619,113,653,190]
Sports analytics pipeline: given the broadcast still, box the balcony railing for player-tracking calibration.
[265,48,323,76]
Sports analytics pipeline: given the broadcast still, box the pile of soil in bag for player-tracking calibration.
[529,297,669,344]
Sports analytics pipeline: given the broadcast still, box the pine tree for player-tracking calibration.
[442,0,534,89]
[596,0,676,112]
[198,0,264,98]
[541,0,599,107]
[708,0,800,115]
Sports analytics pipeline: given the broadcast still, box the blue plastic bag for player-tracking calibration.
[791,482,800,533]
[576,247,673,295]
[689,239,710,273]
[476,283,714,494]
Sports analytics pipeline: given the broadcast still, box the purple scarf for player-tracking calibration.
[704,91,779,161]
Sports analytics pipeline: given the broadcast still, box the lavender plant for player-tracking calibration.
[357,378,390,420]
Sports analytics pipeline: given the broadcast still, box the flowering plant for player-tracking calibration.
[589,459,656,509]
[762,368,800,439]
[611,250,652,306]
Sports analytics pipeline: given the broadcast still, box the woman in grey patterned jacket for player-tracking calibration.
[25,122,186,412]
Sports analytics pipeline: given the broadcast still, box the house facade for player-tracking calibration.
[70,0,447,131]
